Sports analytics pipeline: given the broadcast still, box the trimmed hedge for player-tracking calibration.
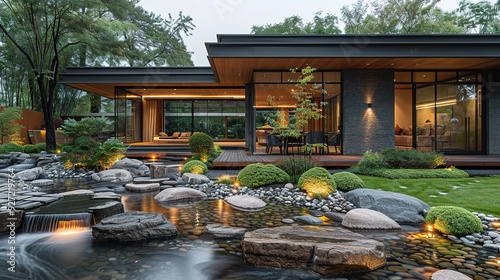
[332,171,365,192]
[360,167,469,179]
[297,167,336,199]
[2,143,23,153]
[189,133,214,155]
[237,163,290,188]
[181,160,208,175]
[22,144,40,154]
[425,206,483,236]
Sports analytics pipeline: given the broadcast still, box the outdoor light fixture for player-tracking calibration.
[367,103,372,108]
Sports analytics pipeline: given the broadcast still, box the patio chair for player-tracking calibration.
[326,133,341,154]
[265,132,283,154]
[305,131,327,155]
[285,135,305,155]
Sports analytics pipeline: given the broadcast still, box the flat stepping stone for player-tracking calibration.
[431,270,471,280]
[22,192,48,196]
[13,195,31,201]
[154,187,207,203]
[14,201,43,210]
[204,223,246,238]
[224,195,266,211]
[342,208,401,230]
[92,192,122,201]
[59,190,94,196]
[125,183,160,192]
[92,212,178,242]
[30,179,54,187]
[242,226,386,277]
[24,196,59,203]
[294,215,323,225]
[133,177,169,184]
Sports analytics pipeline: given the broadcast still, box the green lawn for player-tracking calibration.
[357,175,500,217]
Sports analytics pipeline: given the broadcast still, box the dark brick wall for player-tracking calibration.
[342,69,395,155]
[484,70,500,155]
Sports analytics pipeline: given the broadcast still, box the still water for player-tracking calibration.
[1,188,499,280]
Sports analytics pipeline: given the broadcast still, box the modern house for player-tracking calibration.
[60,34,500,156]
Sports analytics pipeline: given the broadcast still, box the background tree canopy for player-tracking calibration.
[252,0,499,35]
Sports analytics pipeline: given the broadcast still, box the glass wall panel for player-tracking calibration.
[115,89,141,143]
[164,100,245,140]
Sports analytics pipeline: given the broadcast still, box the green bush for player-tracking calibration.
[275,156,316,183]
[61,137,126,171]
[379,148,446,169]
[189,133,214,156]
[0,145,6,154]
[297,167,336,198]
[35,142,47,152]
[425,206,483,236]
[360,167,469,179]
[332,171,365,192]
[0,107,23,144]
[22,144,40,154]
[2,143,23,153]
[181,160,208,175]
[356,151,389,171]
[237,163,290,188]
[59,117,113,139]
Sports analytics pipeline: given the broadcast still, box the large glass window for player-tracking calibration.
[253,71,341,134]
[164,100,245,139]
[395,71,482,153]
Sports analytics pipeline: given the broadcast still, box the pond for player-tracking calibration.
[1,186,499,279]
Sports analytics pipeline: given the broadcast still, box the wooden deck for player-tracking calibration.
[212,149,500,169]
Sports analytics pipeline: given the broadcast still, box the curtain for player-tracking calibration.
[143,99,158,142]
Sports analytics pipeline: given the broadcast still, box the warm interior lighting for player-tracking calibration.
[254,105,297,109]
[416,99,456,110]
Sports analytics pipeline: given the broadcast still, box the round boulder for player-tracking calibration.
[92,212,178,242]
[224,195,266,211]
[344,189,430,225]
[154,187,207,203]
[342,208,401,230]
[92,169,133,183]
[112,158,150,177]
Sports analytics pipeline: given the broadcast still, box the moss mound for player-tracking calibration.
[332,171,365,192]
[237,163,290,188]
[297,167,336,199]
[181,160,208,175]
[425,206,483,236]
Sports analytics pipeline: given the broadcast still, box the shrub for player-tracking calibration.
[425,206,483,236]
[35,142,47,152]
[61,137,126,171]
[181,160,208,175]
[189,133,214,158]
[332,171,365,192]
[0,145,6,154]
[217,174,235,185]
[379,148,446,169]
[2,143,23,153]
[237,163,290,188]
[59,117,113,139]
[297,167,336,198]
[360,167,469,179]
[356,151,389,171]
[275,156,316,183]
[22,144,40,154]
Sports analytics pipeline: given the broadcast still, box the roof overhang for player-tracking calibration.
[61,34,500,99]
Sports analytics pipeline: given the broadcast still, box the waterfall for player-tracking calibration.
[23,213,93,233]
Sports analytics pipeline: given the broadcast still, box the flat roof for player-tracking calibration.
[61,34,500,98]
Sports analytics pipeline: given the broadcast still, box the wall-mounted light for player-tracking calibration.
[367,103,372,108]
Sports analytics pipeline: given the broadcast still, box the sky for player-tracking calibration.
[139,0,493,66]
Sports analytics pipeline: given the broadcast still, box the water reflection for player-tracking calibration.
[1,189,499,279]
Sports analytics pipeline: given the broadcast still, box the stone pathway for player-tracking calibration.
[0,181,60,210]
